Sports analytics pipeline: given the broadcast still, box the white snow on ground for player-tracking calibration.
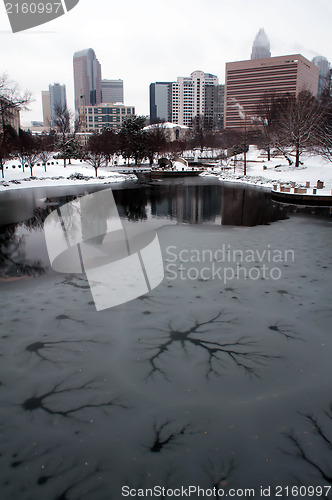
[0,157,137,191]
[201,146,332,194]
[1,146,332,194]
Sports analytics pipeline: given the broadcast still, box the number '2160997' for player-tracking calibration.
[5,3,62,15]
[273,485,331,497]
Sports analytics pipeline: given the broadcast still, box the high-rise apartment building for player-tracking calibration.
[173,71,219,127]
[73,48,102,110]
[224,54,319,129]
[251,29,271,60]
[49,83,67,126]
[150,71,220,128]
[102,79,124,104]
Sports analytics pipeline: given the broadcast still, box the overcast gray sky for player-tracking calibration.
[1,0,332,123]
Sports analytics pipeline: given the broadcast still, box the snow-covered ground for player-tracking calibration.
[1,147,332,194]
[0,157,137,191]
[201,146,332,195]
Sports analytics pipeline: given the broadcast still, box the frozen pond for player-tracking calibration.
[0,180,331,499]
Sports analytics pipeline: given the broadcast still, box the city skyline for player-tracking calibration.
[0,0,331,124]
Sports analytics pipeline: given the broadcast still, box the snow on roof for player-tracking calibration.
[144,122,189,130]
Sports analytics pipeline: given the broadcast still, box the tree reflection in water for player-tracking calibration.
[0,223,45,278]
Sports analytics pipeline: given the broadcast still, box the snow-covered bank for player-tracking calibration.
[0,158,137,192]
[201,147,332,195]
[1,148,332,195]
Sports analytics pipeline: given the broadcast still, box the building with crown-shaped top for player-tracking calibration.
[251,28,271,60]
[73,48,102,110]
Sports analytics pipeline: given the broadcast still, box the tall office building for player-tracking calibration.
[312,56,331,98]
[73,48,102,110]
[224,54,319,129]
[149,82,172,123]
[48,83,67,126]
[102,79,124,104]
[205,84,225,129]
[42,90,51,126]
[251,28,271,60]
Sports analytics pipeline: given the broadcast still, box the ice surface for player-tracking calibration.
[0,184,331,498]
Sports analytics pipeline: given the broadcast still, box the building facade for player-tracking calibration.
[150,71,220,129]
[42,90,51,127]
[312,56,331,98]
[173,71,219,127]
[224,54,319,129]
[79,103,135,132]
[102,79,124,104]
[49,83,67,126]
[0,96,20,134]
[73,48,102,110]
[149,82,172,123]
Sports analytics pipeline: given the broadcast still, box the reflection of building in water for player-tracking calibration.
[221,186,286,226]
[150,184,222,224]
[113,184,287,227]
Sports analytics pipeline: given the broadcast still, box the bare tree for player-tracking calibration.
[0,72,31,132]
[314,89,332,162]
[14,130,41,176]
[84,132,108,177]
[273,91,322,167]
[255,92,282,161]
[0,73,31,177]
[145,123,168,166]
[53,104,72,167]
[38,131,56,171]
[0,125,17,178]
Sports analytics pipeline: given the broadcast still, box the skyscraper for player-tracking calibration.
[149,82,172,123]
[49,83,67,126]
[102,79,124,104]
[73,48,102,110]
[312,56,331,98]
[42,90,51,126]
[251,28,271,60]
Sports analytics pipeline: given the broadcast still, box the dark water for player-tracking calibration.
[0,180,331,499]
